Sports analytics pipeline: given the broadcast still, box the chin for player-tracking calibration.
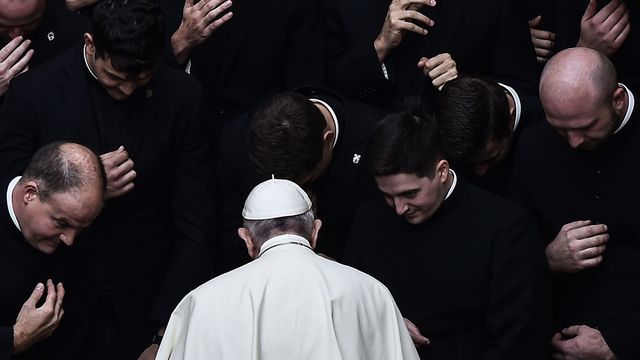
[404,213,427,225]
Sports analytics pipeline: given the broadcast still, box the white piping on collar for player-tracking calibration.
[309,98,339,148]
[613,83,635,134]
[6,176,21,231]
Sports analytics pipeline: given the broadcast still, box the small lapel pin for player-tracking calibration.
[146,89,153,98]
[47,31,55,41]
[352,153,361,164]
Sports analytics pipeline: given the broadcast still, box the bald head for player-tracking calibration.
[0,0,46,40]
[21,141,106,200]
[539,48,628,150]
[540,48,617,107]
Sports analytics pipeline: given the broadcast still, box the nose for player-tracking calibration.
[566,131,584,149]
[119,82,137,96]
[59,231,77,247]
[393,197,408,216]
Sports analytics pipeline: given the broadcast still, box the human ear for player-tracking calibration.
[23,181,39,204]
[436,159,450,183]
[238,228,257,259]
[309,219,322,249]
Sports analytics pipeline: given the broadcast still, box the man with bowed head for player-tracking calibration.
[157,178,419,360]
[1,141,105,359]
[510,47,637,359]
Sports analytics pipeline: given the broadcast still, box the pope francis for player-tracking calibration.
[156,178,420,359]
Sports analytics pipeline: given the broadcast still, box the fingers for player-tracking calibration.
[403,318,430,346]
[42,280,57,311]
[567,223,607,240]
[422,54,457,88]
[528,15,542,28]
[100,145,125,162]
[0,36,27,62]
[204,9,233,35]
[183,0,194,10]
[601,1,628,32]
[54,283,65,320]
[24,283,45,308]
[582,0,598,21]
[561,325,583,338]
[0,38,33,74]
[561,220,592,232]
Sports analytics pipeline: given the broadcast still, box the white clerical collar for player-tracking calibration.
[309,98,340,148]
[613,83,635,134]
[444,169,457,201]
[6,176,22,231]
[83,44,99,80]
[499,83,522,131]
[257,234,313,258]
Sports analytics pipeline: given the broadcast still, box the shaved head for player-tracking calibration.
[540,48,618,107]
[539,48,627,151]
[0,0,46,40]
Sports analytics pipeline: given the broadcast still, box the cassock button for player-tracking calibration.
[352,154,361,164]
[595,194,601,201]
[596,169,601,175]
[47,31,55,41]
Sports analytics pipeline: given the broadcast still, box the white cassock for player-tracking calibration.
[156,234,420,360]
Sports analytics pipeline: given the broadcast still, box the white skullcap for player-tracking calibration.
[242,178,312,220]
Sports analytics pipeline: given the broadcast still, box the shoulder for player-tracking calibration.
[152,64,202,96]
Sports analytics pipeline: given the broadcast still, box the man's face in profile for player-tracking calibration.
[0,0,45,45]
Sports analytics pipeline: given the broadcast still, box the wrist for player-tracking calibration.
[171,30,192,64]
[12,325,27,354]
[374,38,390,63]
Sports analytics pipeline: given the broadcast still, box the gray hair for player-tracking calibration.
[243,210,315,248]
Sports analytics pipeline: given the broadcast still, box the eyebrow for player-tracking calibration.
[384,188,420,197]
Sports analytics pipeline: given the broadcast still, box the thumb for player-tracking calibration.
[583,0,597,20]
[24,283,45,307]
[528,15,542,27]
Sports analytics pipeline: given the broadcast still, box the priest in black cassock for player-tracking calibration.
[510,47,639,360]
[0,1,213,359]
[344,110,550,359]
[1,142,104,360]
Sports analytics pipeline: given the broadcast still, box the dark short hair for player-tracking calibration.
[248,93,327,183]
[91,0,164,76]
[22,142,107,200]
[368,110,443,178]
[435,76,511,164]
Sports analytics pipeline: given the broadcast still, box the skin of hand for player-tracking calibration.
[551,325,617,360]
[577,0,630,56]
[0,36,34,96]
[546,220,609,273]
[100,146,137,200]
[417,53,457,90]
[12,280,65,354]
[528,15,556,63]
[404,317,430,347]
[137,326,166,360]
[171,0,234,64]
[374,0,436,62]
